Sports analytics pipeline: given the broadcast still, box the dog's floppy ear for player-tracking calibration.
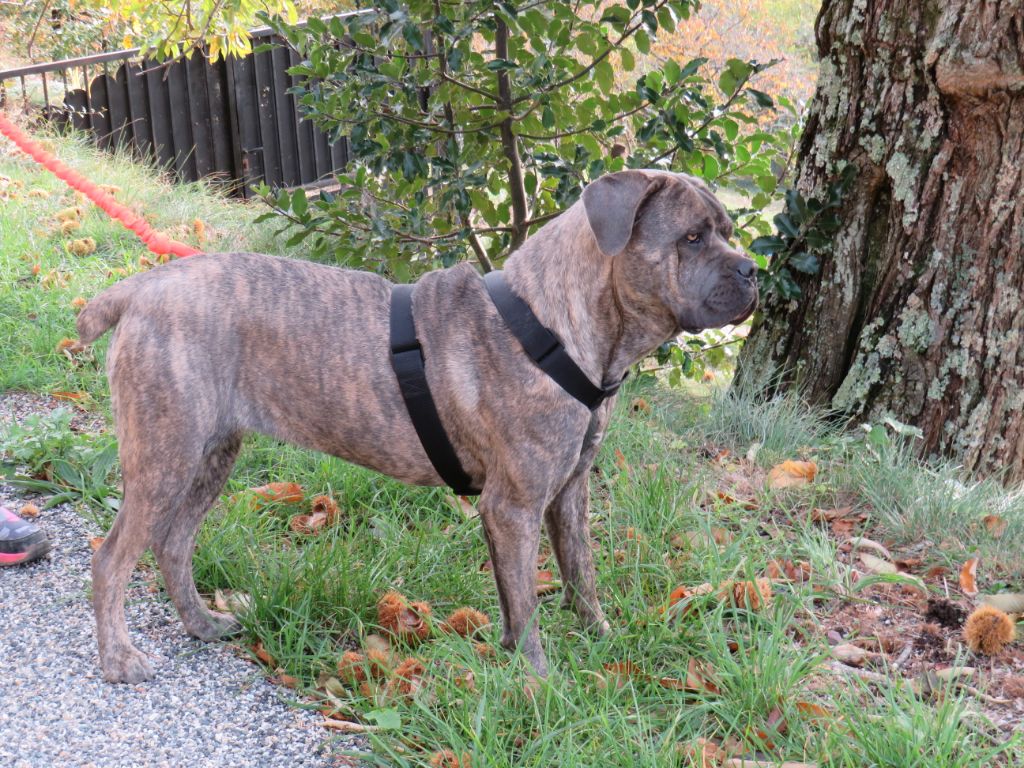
[582,170,660,256]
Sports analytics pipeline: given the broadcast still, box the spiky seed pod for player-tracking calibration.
[443,607,490,637]
[336,651,367,686]
[964,605,1016,655]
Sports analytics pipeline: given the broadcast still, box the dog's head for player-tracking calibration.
[582,170,758,334]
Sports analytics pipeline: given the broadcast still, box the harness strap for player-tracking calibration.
[483,271,624,410]
[389,284,480,496]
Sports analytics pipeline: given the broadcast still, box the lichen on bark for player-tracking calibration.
[736,0,1024,484]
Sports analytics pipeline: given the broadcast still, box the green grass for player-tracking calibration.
[2,130,1022,767]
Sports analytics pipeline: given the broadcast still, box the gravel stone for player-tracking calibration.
[1,394,366,767]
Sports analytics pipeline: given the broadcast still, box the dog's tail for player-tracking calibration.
[76,278,137,344]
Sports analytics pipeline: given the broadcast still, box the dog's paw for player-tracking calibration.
[186,609,242,641]
[102,646,155,684]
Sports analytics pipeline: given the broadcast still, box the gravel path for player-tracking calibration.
[0,394,363,768]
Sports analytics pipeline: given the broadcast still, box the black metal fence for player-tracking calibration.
[0,13,363,198]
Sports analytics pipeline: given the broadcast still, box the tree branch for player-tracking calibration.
[495,15,529,252]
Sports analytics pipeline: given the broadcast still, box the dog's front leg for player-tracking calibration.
[478,488,547,677]
[545,470,609,636]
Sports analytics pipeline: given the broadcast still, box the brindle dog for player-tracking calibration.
[77,170,757,683]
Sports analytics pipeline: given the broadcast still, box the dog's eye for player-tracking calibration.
[684,232,702,244]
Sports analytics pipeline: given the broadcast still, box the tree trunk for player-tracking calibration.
[736,0,1024,483]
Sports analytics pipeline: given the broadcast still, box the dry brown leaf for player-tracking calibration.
[677,737,727,767]
[88,536,105,551]
[686,657,720,694]
[859,552,899,575]
[51,390,88,403]
[832,643,872,667]
[614,448,630,472]
[959,557,980,596]
[600,660,645,689]
[429,749,471,767]
[630,397,651,414]
[982,514,1008,539]
[446,494,479,519]
[251,641,276,667]
[730,579,773,610]
[765,559,811,583]
[536,569,560,596]
[212,588,251,615]
[321,718,381,733]
[249,482,304,504]
[978,592,1024,613]
[766,460,817,489]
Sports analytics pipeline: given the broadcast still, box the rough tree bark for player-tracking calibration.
[736,0,1024,483]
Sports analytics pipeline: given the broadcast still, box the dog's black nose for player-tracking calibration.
[736,259,757,279]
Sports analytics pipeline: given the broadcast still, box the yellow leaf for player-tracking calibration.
[766,460,817,489]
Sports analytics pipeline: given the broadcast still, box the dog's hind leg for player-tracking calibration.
[151,434,243,642]
[92,454,197,684]
[545,470,609,636]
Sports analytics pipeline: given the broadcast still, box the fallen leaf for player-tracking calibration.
[446,494,478,519]
[959,557,980,596]
[982,514,1007,539]
[630,397,651,414]
[795,701,831,722]
[55,337,86,356]
[428,750,471,768]
[832,643,873,667]
[766,460,817,489]
[212,588,251,615]
[978,593,1024,614]
[51,390,88,403]
[765,559,811,583]
[536,569,560,596]
[251,641,276,667]
[686,657,720,694]
[88,536,105,551]
[249,482,304,504]
[730,579,773,610]
[614,448,630,472]
[321,718,381,733]
[859,552,899,575]
[677,737,726,767]
[848,537,892,561]
[600,660,645,689]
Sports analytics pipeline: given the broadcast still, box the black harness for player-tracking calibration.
[389,271,624,496]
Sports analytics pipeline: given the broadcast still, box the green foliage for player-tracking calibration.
[259,0,794,280]
[749,163,857,301]
[0,409,121,519]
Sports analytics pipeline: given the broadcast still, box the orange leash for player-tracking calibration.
[0,114,201,258]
